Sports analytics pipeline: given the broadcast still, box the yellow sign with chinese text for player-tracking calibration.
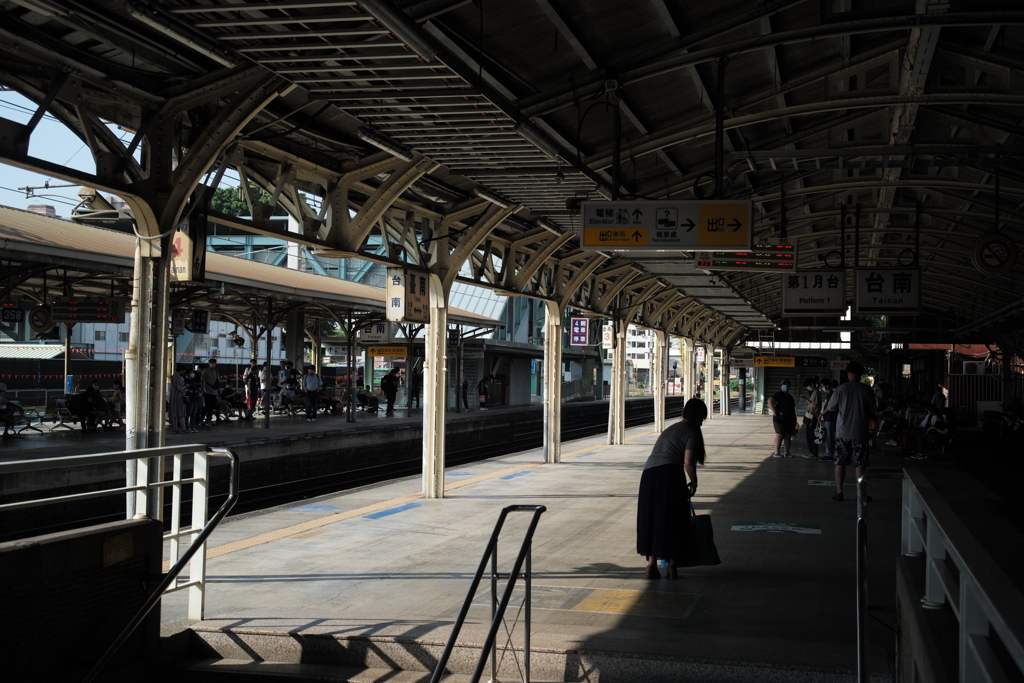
[366,345,407,357]
[754,356,795,367]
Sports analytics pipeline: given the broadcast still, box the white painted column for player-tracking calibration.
[722,354,731,416]
[705,344,716,420]
[683,337,694,402]
[543,301,563,463]
[422,273,448,498]
[653,330,667,433]
[608,319,627,445]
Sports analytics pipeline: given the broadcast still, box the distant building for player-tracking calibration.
[26,204,57,217]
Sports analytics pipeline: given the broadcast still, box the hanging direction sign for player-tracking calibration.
[366,345,407,357]
[358,321,393,344]
[601,324,614,349]
[580,200,753,251]
[782,270,847,315]
[853,268,920,315]
[386,267,430,323]
[755,356,794,367]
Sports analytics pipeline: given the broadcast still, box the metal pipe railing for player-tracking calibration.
[82,445,239,683]
[855,468,902,683]
[0,444,239,683]
[430,505,546,683]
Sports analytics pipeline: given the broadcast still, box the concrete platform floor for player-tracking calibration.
[161,412,902,680]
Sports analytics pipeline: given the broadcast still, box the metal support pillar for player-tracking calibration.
[653,330,667,433]
[738,366,747,411]
[683,337,694,401]
[608,319,627,445]
[285,311,304,366]
[542,301,563,463]
[313,322,322,375]
[722,355,731,416]
[705,344,716,420]
[422,273,448,498]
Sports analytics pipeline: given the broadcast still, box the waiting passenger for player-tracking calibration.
[818,377,836,461]
[109,381,124,426]
[822,361,877,502]
[799,376,821,459]
[381,367,399,416]
[200,358,221,423]
[636,398,708,580]
[302,366,323,422]
[768,379,797,458]
[478,375,494,411]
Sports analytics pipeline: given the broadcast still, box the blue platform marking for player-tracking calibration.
[291,504,341,512]
[446,471,475,476]
[500,471,533,481]
[363,502,423,519]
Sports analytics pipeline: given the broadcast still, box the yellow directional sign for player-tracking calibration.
[755,356,795,367]
[580,199,753,251]
[366,345,407,357]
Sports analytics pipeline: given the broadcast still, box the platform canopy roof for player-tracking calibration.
[0,0,1022,351]
[0,206,501,331]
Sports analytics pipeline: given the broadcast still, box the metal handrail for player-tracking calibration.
[855,468,902,683]
[430,505,546,683]
[0,444,239,683]
[80,445,239,683]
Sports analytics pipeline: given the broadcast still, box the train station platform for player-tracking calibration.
[159,412,902,682]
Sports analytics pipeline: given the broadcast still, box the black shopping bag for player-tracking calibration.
[681,501,721,567]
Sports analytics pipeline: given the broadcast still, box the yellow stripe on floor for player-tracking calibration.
[573,588,644,614]
[164,429,656,569]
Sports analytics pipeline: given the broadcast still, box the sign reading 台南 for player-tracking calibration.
[359,322,392,344]
[580,200,753,251]
[386,267,430,323]
[170,211,207,283]
[853,268,920,315]
[755,356,795,367]
[569,318,589,346]
[781,270,847,315]
[601,324,614,350]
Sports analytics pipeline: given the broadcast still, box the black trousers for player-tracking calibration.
[385,391,396,414]
[204,394,217,421]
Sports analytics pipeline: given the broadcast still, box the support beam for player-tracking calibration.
[607,318,627,445]
[653,330,668,433]
[705,344,716,421]
[422,272,448,498]
[543,300,563,463]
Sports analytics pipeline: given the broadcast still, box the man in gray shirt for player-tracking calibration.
[822,361,877,502]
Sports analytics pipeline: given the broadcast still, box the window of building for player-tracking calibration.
[94,331,106,341]
[119,332,129,343]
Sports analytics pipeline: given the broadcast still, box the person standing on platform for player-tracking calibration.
[381,367,399,416]
[169,368,188,435]
[822,361,877,502]
[768,379,797,458]
[409,368,422,409]
[799,376,822,459]
[478,374,494,411]
[931,384,947,410]
[303,365,322,422]
[460,375,469,412]
[200,358,221,424]
[636,398,708,580]
[818,377,836,461]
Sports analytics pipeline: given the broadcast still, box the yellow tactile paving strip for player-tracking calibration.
[165,430,654,570]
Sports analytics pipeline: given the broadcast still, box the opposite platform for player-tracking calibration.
[162,413,901,682]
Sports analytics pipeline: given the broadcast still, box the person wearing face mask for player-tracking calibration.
[818,377,836,461]
[768,379,797,458]
[799,377,822,459]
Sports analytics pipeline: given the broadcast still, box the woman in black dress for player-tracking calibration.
[636,398,707,579]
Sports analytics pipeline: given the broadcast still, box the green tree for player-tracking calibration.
[209,186,289,217]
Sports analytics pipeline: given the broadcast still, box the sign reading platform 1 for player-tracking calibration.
[782,270,847,315]
[580,200,752,251]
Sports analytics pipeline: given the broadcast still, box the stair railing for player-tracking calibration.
[430,504,547,683]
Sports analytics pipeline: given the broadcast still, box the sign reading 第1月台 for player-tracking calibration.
[386,267,430,323]
[853,268,920,315]
[781,270,846,315]
[580,200,753,251]
[601,324,614,350]
[755,356,795,367]
[569,317,589,346]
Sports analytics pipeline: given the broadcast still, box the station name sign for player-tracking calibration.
[580,200,753,251]
[386,267,430,324]
[853,268,920,315]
